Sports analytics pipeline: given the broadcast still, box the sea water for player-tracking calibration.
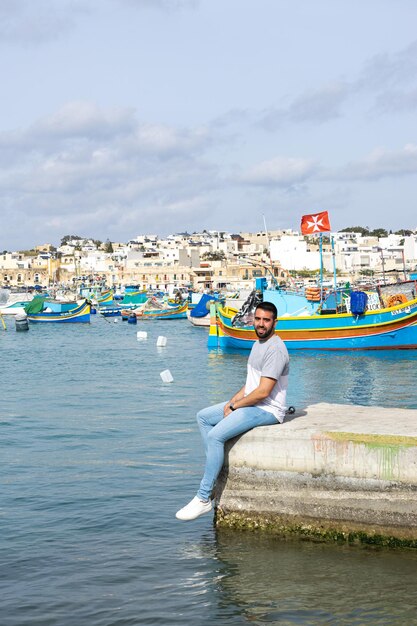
[1,317,417,626]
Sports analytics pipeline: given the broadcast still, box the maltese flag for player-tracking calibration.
[301,211,331,235]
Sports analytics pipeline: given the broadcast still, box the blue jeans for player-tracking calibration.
[196,401,278,501]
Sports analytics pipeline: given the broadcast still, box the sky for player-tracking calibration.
[1,0,417,251]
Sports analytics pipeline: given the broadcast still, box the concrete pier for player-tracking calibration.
[214,403,417,548]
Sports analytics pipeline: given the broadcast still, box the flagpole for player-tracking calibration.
[319,232,324,304]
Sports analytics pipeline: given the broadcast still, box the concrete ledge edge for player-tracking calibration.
[214,508,417,550]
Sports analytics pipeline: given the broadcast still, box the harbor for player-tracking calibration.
[1,316,417,624]
[3,0,417,622]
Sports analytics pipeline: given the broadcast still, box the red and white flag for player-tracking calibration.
[300,211,331,235]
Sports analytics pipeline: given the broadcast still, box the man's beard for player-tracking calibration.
[254,325,274,340]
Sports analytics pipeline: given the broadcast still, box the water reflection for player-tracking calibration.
[208,530,417,625]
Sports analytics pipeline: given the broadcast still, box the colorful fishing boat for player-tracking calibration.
[124,299,188,320]
[0,300,32,316]
[96,289,113,305]
[43,299,80,313]
[25,299,91,323]
[208,293,417,350]
[119,290,147,305]
[187,293,225,327]
[98,289,148,316]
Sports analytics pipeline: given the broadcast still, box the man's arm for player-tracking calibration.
[227,385,245,405]
[223,377,276,417]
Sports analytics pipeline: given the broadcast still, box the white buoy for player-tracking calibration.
[137,330,148,340]
[156,335,167,347]
[160,369,174,383]
[113,317,119,323]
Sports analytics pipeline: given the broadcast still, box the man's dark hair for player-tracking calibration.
[255,301,278,320]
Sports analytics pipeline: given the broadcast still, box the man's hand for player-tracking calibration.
[223,377,277,418]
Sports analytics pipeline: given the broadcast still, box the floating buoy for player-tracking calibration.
[157,335,167,347]
[137,330,147,340]
[160,369,173,383]
[128,314,137,324]
[15,313,29,332]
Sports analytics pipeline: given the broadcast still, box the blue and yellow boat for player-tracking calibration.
[96,289,113,305]
[25,299,91,323]
[208,295,417,351]
[126,299,188,320]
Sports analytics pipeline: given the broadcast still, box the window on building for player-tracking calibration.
[17,274,22,283]
[34,273,40,283]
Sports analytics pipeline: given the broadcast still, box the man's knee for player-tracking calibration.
[206,429,220,445]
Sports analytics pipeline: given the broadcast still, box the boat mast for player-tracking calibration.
[331,235,338,297]
[262,214,275,287]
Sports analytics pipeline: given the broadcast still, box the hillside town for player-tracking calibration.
[2,227,417,292]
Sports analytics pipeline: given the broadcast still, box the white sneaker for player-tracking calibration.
[175,496,212,521]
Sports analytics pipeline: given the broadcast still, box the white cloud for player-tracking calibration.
[327,144,417,181]
[357,40,417,93]
[0,0,195,46]
[32,102,137,140]
[260,82,350,130]
[372,88,417,115]
[0,102,222,248]
[0,0,88,44]
[239,156,318,187]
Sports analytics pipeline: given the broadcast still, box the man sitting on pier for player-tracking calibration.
[176,301,289,521]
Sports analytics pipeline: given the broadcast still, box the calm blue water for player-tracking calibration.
[1,316,417,626]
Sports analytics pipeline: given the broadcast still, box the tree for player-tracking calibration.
[201,251,225,261]
[104,239,114,253]
[60,234,83,246]
[395,229,413,236]
[339,226,370,236]
[369,228,388,238]
[307,235,331,245]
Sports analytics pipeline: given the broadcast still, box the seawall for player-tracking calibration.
[214,403,417,548]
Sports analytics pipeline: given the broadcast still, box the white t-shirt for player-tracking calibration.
[244,334,289,423]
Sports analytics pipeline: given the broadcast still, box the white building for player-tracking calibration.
[269,235,320,270]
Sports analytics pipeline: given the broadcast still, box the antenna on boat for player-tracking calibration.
[262,214,277,287]
[262,214,271,263]
[331,234,338,296]
[242,256,279,289]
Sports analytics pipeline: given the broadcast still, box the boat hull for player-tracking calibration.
[186,310,210,326]
[208,299,417,350]
[27,300,91,323]
[0,302,29,315]
[135,302,188,320]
